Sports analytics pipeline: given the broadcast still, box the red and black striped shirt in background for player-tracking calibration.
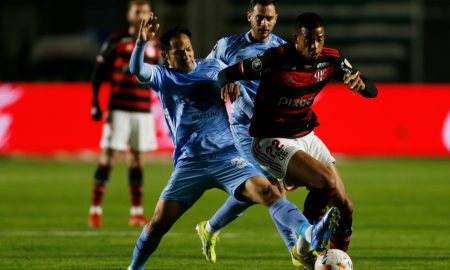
[219,43,377,139]
[94,32,160,113]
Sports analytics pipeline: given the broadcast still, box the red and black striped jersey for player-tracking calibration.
[94,32,160,113]
[240,44,356,138]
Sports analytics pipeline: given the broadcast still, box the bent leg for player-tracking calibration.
[328,164,353,251]
[129,200,190,270]
[239,176,309,239]
[285,151,336,223]
[208,196,254,230]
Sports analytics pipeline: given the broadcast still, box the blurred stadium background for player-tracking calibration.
[1,0,450,82]
[1,0,450,156]
[0,0,449,269]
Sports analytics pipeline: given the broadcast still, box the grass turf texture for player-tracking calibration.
[0,157,449,269]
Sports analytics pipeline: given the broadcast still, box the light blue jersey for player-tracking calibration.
[207,31,285,124]
[130,41,263,205]
[132,43,235,164]
[207,32,285,175]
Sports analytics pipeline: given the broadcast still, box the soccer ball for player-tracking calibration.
[314,249,353,270]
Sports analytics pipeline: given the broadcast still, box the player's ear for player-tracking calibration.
[161,51,169,64]
[246,11,252,22]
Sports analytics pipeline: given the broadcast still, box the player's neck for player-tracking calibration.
[248,32,269,44]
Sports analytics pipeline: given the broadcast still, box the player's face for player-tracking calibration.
[164,34,195,73]
[295,26,325,60]
[128,3,152,27]
[247,4,278,43]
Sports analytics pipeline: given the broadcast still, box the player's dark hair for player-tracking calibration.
[295,12,324,31]
[128,0,151,10]
[159,26,192,53]
[249,0,277,10]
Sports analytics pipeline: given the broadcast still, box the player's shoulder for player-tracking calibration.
[213,33,247,52]
[221,33,248,44]
[320,47,341,58]
[269,33,286,45]
[198,58,226,69]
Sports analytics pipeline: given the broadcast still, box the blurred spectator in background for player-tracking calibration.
[88,0,160,228]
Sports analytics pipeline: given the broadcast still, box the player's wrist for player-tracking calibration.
[136,39,147,47]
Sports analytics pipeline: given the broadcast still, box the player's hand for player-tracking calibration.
[221,83,240,103]
[91,102,102,121]
[343,71,365,94]
[138,13,159,42]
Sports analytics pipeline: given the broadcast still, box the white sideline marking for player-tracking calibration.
[0,231,268,238]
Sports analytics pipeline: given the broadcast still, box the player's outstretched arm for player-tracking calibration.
[138,14,159,42]
[130,15,159,82]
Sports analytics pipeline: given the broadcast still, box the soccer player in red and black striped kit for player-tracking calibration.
[88,0,160,228]
[219,12,377,261]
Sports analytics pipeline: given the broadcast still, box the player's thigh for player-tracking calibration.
[159,162,209,206]
[285,149,335,189]
[129,112,158,152]
[240,175,281,205]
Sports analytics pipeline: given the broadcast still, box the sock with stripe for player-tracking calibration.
[129,166,144,211]
[91,164,111,207]
[268,197,311,239]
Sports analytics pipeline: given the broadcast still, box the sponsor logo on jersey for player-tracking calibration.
[316,62,329,68]
[192,111,219,121]
[278,95,314,108]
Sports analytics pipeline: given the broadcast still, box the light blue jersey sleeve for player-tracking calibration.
[206,37,229,63]
[207,32,286,120]
[130,40,165,92]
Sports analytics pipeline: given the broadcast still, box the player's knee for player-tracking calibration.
[259,184,282,205]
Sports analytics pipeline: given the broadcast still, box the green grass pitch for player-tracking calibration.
[0,156,449,269]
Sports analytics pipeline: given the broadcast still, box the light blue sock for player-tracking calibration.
[129,225,162,270]
[270,213,298,251]
[269,198,310,239]
[208,196,253,230]
[209,196,296,250]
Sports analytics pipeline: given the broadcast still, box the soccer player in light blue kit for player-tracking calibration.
[126,15,339,270]
[195,0,305,268]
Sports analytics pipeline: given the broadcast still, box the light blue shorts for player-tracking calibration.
[231,122,272,179]
[159,148,264,206]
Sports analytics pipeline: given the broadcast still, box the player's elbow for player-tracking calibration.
[129,62,138,76]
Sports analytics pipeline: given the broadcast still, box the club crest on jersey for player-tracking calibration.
[314,69,327,82]
[251,58,263,71]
